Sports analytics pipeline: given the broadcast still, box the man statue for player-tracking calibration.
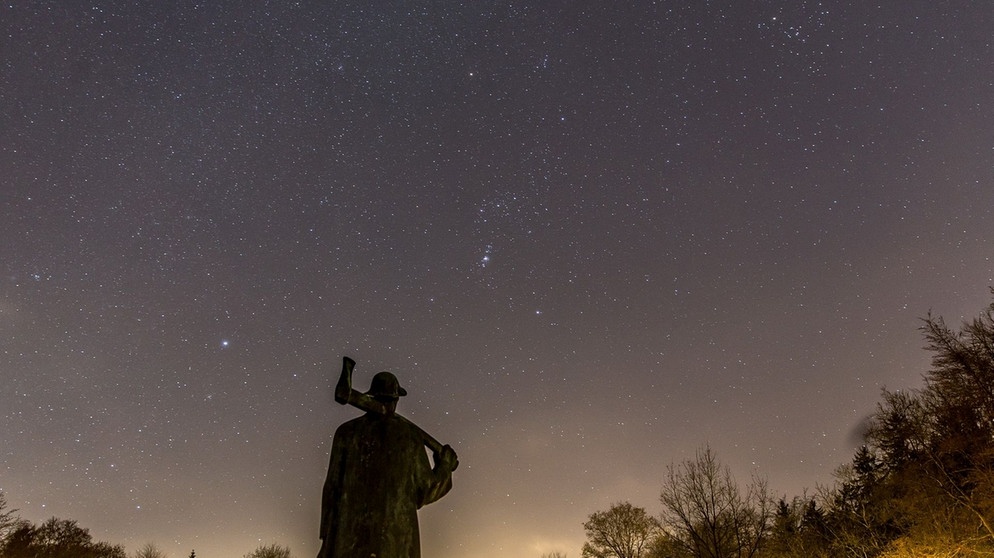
[319,370,459,558]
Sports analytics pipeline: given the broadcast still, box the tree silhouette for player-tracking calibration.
[0,517,125,558]
[131,542,167,558]
[244,543,292,558]
[659,445,773,558]
[0,491,25,545]
[582,502,659,558]
[835,292,994,555]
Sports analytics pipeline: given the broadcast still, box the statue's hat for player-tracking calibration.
[366,371,407,399]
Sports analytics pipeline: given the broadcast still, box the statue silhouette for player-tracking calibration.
[319,360,458,558]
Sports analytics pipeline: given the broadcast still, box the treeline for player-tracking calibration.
[578,292,994,558]
[5,294,994,558]
[0,500,292,558]
[0,515,125,558]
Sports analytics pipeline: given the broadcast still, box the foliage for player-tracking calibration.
[0,517,126,558]
[659,445,774,558]
[807,292,994,557]
[821,446,905,557]
[244,542,292,558]
[762,496,830,557]
[582,502,659,558]
[914,300,994,540]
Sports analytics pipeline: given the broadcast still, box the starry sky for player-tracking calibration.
[2,2,993,557]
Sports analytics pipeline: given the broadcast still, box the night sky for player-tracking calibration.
[2,2,993,557]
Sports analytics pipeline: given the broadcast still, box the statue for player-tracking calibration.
[318,357,459,558]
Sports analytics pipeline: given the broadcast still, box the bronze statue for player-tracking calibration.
[318,357,458,558]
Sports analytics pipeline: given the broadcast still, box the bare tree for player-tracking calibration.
[582,502,660,558]
[132,542,167,558]
[244,543,292,558]
[659,445,774,558]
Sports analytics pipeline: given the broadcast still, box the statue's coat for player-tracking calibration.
[319,412,453,558]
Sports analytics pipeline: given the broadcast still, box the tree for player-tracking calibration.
[915,300,994,540]
[0,517,126,558]
[132,542,168,558]
[821,446,904,558]
[0,491,25,545]
[542,553,568,558]
[822,292,994,556]
[582,502,660,558]
[644,532,693,558]
[244,542,292,558]
[764,497,830,557]
[659,445,773,558]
